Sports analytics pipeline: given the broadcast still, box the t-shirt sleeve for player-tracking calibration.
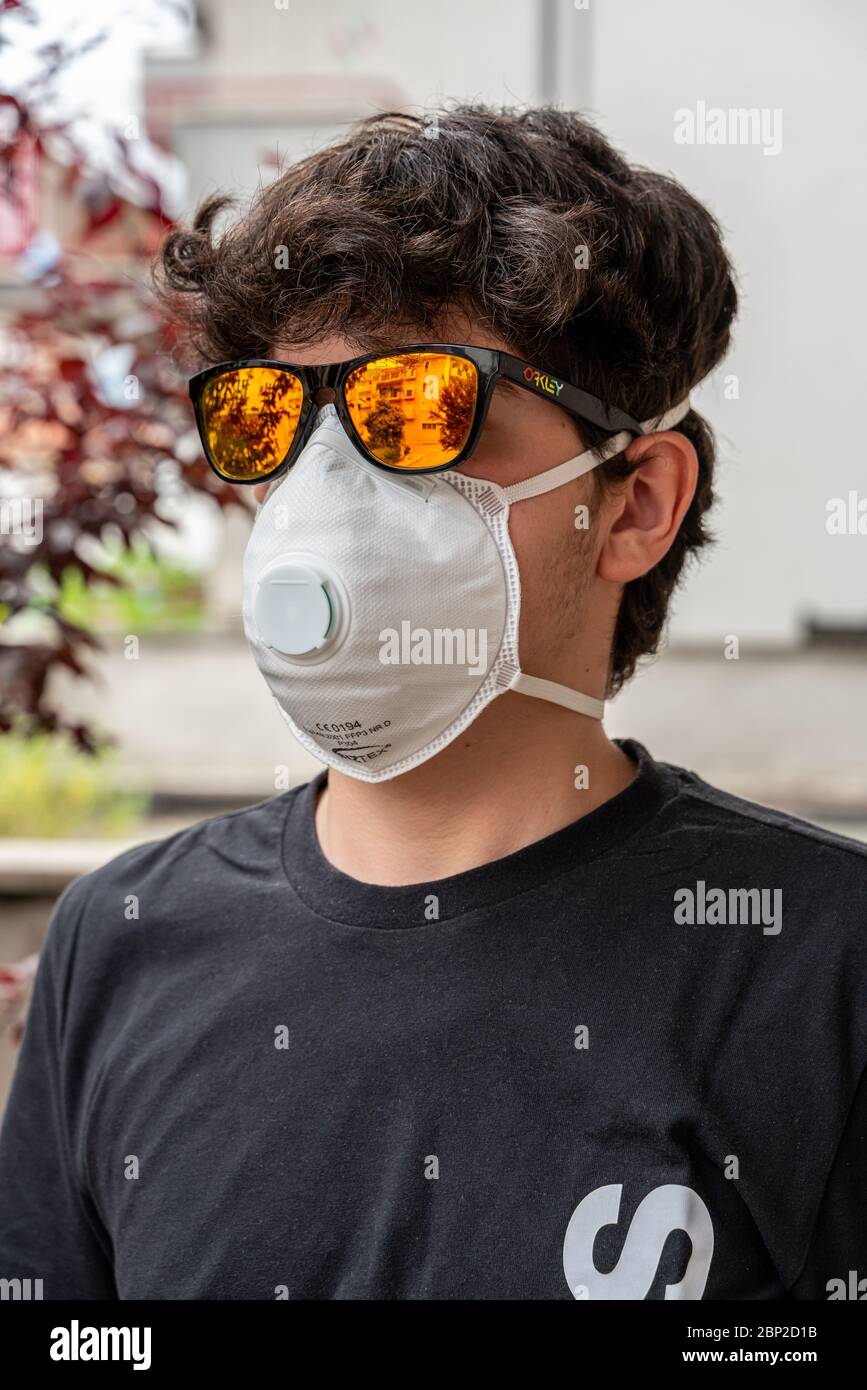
[788,1056,867,1300]
[0,886,116,1299]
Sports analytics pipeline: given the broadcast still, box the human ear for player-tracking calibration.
[596,431,699,583]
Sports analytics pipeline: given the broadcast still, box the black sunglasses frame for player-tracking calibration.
[188,344,646,485]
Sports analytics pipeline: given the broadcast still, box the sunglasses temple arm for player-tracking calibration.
[499,353,644,435]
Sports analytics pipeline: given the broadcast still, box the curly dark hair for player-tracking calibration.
[156,104,737,694]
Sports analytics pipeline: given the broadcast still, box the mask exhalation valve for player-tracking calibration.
[253,557,347,661]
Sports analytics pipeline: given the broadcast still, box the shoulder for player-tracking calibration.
[660,757,867,885]
[646,753,867,1070]
[40,787,305,982]
[652,759,867,1283]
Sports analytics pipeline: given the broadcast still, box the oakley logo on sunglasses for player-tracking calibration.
[523,367,565,398]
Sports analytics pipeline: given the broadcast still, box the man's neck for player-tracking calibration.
[313,697,637,886]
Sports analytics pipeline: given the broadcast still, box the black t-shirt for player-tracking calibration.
[1,739,865,1301]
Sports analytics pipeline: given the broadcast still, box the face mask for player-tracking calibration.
[242,399,690,782]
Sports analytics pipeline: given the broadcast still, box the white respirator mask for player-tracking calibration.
[242,399,690,781]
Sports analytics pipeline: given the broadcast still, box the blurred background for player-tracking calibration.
[1,0,866,1103]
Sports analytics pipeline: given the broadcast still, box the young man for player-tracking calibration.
[1,107,865,1301]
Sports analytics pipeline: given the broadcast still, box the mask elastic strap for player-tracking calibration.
[501,397,692,506]
[497,396,691,721]
[506,670,605,720]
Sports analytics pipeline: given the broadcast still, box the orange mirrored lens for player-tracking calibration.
[343,353,478,469]
[201,367,304,481]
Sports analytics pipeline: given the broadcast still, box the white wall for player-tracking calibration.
[169,0,546,222]
[587,0,867,642]
[200,0,542,104]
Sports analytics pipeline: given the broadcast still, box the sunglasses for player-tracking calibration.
[189,344,645,484]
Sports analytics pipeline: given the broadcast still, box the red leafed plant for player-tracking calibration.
[0,953,38,1046]
[0,0,240,749]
